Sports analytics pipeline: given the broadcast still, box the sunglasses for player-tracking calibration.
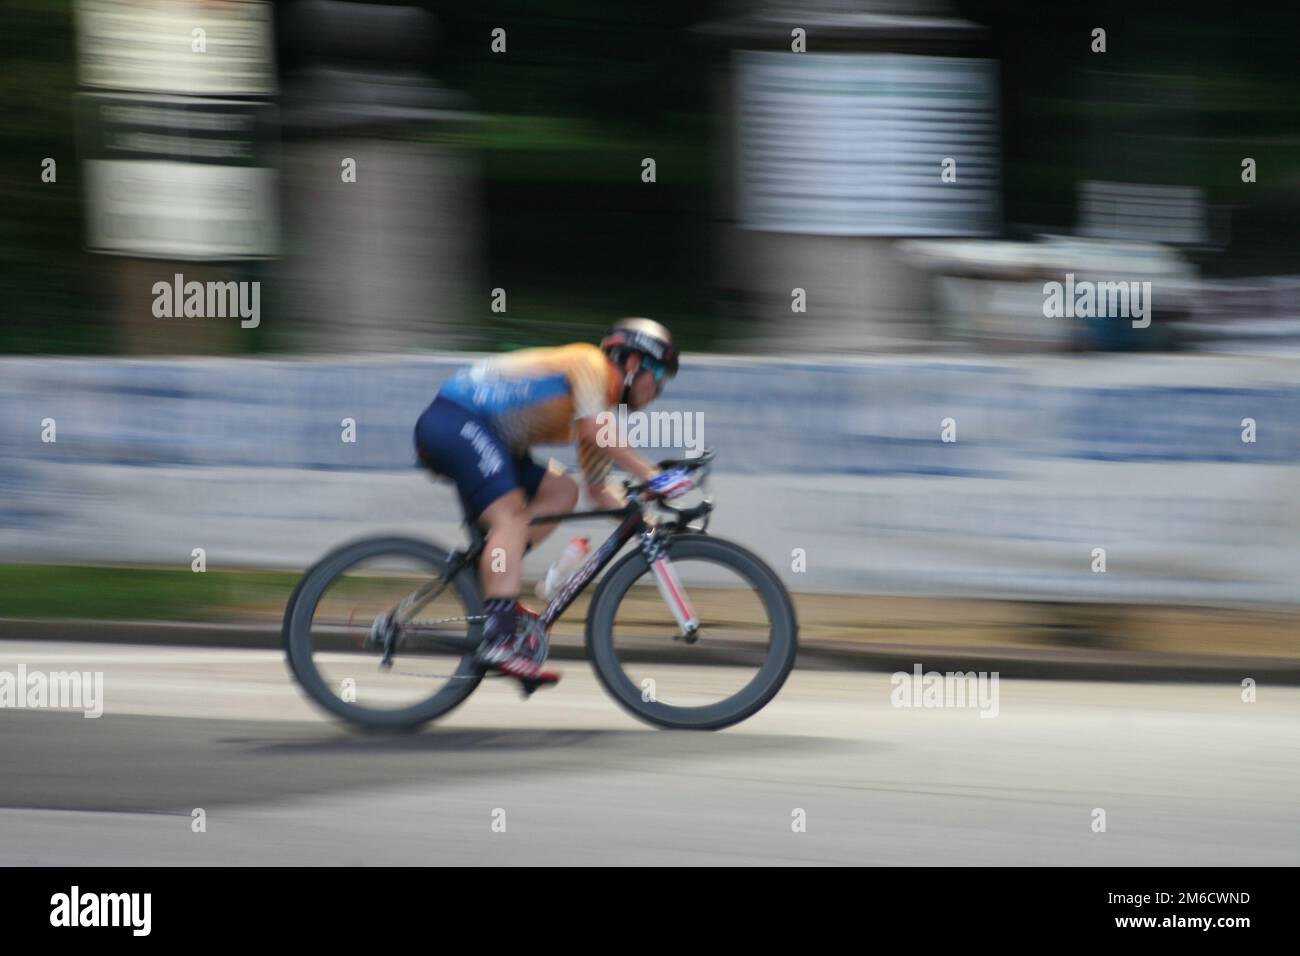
[640,359,671,386]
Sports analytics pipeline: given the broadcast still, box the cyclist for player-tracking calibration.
[413,318,696,680]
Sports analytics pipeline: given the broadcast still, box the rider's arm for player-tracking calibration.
[574,416,659,483]
[574,422,690,513]
[587,481,627,511]
[568,347,660,487]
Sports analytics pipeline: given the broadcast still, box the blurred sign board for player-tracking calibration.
[76,0,276,97]
[1078,181,1209,246]
[75,0,278,259]
[78,94,279,259]
[735,52,1000,236]
[2,355,1299,606]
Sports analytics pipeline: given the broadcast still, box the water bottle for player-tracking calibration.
[535,536,591,601]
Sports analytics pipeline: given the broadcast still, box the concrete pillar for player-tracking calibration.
[697,0,998,353]
[277,0,480,352]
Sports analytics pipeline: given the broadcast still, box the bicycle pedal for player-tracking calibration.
[518,671,562,698]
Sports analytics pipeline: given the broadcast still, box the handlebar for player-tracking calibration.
[656,448,715,473]
[623,447,715,498]
[622,448,714,531]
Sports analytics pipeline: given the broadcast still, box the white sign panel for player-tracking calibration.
[736,52,1000,236]
[76,0,277,97]
[85,159,279,259]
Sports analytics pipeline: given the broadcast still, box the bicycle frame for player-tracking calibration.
[391,502,650,643]
[530,505,648,629]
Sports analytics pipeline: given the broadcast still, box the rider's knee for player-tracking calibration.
[482,493,529,533]
[553,474,580,512]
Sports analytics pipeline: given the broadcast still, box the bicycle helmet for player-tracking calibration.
[600,317,679,403]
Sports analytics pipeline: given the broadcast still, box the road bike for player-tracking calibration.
[283,449,798,731]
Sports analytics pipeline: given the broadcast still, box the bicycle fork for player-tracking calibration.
[641,532,700,643]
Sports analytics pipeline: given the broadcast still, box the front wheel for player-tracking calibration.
[585,534,798,730]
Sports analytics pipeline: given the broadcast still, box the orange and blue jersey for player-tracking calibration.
[437,343,620,487]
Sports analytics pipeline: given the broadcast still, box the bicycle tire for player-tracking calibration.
[283,536,484,731]
[584,533,798,730]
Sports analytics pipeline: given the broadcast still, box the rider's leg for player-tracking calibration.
[478,490,529,599]
[472,490,530,667]
[474,463,572,679]
[413,401,534,666]
[525,469,580,548]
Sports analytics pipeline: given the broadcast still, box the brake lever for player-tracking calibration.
[657,496,713,534]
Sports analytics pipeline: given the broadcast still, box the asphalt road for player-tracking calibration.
[1,641,1296,865]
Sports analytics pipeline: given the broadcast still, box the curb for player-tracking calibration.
[3,617,1297,685]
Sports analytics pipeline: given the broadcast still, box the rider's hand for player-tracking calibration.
[647,467,694,500]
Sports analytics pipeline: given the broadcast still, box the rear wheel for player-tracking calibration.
[284,537,484,730]
[585,534,797,730]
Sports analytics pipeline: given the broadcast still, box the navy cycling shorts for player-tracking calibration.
[413,396,547,523]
